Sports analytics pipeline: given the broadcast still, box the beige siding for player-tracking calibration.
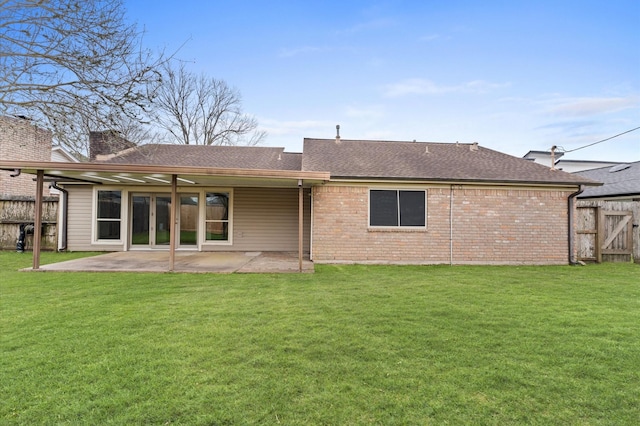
[65,185,310,253]
[66,185,123,252]
[205,187,310,252]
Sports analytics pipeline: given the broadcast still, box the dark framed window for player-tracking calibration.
[96,190,121,240]
[369,190,426,227]
[205,192,230,241]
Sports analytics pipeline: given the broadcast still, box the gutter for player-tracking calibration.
[49,182,68,251]
[567,185,584,265]
[328,176,601,187]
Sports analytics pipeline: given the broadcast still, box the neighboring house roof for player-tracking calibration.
[97,144,302,171]
[303,139,596,185]
[574,161,640,199]
[554,159,622,173]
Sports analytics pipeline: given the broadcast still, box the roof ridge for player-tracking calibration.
[304,138,469,145]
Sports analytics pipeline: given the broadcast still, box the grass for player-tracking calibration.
[1,251,639,425]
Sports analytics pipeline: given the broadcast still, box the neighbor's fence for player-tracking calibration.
[0,196,58,251]
[575,200,639,263]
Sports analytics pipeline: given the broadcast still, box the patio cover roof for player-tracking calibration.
[0,160,330,187]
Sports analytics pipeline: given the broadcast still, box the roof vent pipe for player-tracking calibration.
[470,142,478,152]
[335,124,341,143]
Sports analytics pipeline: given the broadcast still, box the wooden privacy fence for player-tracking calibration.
[0,196,58,251]
[575,200,639,263]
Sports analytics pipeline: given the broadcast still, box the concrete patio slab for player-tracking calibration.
[30,251,314,273]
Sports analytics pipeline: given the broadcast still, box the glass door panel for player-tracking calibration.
[179,194,198,246]
[131,193,196,248]
[131,195,150,245]
[154,195,171,246]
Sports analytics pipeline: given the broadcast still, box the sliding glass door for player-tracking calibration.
[131,193,199,249]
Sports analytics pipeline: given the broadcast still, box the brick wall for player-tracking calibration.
[0,116,52,198]
[312,185,573,265]
[89,131,135,160]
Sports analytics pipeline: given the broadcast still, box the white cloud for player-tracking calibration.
[382,78,510,97]
[545,96,639,117]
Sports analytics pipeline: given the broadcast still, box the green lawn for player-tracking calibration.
[1,252,638,425]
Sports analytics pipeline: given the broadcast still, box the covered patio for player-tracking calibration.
[27,251,314,273]
[0,158,329,273]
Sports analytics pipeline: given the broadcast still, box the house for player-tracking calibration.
[52,146,80,163]
[523,150,622,172]
[0,115,63,250]
[0,138,598,269]
[0,115,53,198]
[574,161,640,201]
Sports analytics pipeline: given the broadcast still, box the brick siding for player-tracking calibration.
[0,116,52,198]
[89,131,135,160]
[312,185,572,265]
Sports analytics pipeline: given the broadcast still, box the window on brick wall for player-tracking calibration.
[369,189,426,227]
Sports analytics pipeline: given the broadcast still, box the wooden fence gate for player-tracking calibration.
[576,203,637,263]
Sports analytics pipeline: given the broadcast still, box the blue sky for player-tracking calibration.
[125,0,639,161]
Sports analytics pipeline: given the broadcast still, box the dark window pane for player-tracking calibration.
[97,191,121,219]
[399,191,425,226]
[370,190,398,226]
[97,221,120,239]
[131,195,150,244]
[206,193,229,220]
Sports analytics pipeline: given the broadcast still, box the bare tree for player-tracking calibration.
[155,62,265,146]
[0,0,162,156]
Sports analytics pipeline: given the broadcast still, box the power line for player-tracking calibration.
[557,126,640,153]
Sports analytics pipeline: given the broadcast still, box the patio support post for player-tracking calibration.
[169,174,177,271]
[33,170,44,270]
[298,180,303,272]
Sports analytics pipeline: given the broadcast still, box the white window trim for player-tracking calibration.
[368,188,427,230]
[200,188,234,246]
[92,187,126,245]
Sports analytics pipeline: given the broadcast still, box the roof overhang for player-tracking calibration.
[0,161,330,188]
[328,176,603,187]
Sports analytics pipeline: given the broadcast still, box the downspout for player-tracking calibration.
[50,182,68,251]
[450,185,454,265]
[567,185,584,265]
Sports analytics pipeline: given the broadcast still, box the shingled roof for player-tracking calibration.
[575,161,640,199]
[92,139,598,186]
[97,144,302,171]
[302,138,597,185]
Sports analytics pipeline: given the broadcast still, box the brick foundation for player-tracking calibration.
[312,185,572,265]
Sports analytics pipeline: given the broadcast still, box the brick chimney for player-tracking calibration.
[89,131,135,161]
